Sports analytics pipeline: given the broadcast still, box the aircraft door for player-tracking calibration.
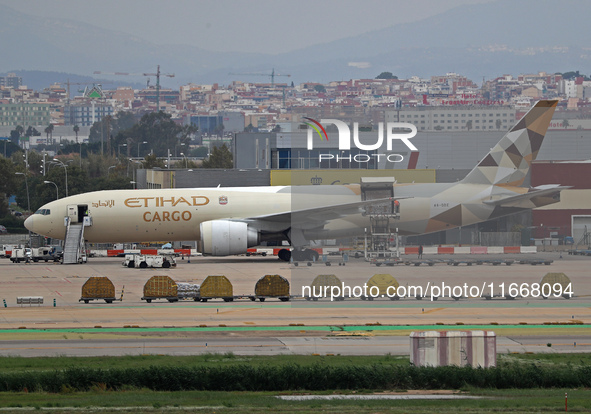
[67,205,78,223]
[66,204,88,224]
[77,205,88,222]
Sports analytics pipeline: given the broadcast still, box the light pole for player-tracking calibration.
[180,152,188,168]
[130,180,137,189]
[52,158,69,197]
[118,143,127,157]
[138,141,147,158]
[108,165,117,175]
[44,180,59,200]
[129,159,143,183]
[15,172,30,213]
[175,142,185,157]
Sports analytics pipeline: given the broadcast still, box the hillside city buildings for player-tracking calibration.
[1,71,591,138]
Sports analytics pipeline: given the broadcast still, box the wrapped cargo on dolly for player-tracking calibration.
[177,282,201,300]
[141,276,200,302]
[143,275,177,302]
[363,274,400,300]
[198,275,233,302]
[79,276,117,303]
[305,274,344,301]
[253,274,290,301]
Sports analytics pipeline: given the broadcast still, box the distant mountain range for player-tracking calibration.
[0,70,144,94]
[1,0,589,89]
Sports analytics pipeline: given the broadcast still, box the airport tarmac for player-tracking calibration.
[0,252,589,356]
[0,333,589,357]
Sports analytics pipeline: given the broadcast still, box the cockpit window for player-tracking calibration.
[34,209,51,215]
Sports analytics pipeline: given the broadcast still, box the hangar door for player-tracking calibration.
[572,215,591,244]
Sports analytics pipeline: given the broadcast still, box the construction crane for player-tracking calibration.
[229,68,291,87]
[93,65,175,111]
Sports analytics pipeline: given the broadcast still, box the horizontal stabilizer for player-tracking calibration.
[483,185,568,208]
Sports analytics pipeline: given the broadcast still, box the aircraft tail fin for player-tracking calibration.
[462,100,558,186]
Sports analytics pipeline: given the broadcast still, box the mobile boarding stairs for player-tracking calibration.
[62,204,91,264]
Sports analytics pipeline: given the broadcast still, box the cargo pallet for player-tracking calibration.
[371,258,549,266]
[198,275,233,302]
[250,295,290,302]
[446,259,515,266]
[198,296,234,302]
[200,295,284,302]
[79,297,116,304]
[79,276,118,304]
[517,259,553,265]
[141,296,196,303]
[568,249,591,256]
[371,258,405,266]
[141,275,199,303]
[252,274,290,301]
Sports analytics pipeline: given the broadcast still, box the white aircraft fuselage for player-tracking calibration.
[25,100,563,255]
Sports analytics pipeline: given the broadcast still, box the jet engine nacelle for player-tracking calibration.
[200,220,259,256]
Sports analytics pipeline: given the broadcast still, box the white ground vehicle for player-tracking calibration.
[9,247,61,263]
[31,247,61,262]
[133,255,175,269]
[122,254,138,268]
[10,248,32,263]
[2,244,19,258]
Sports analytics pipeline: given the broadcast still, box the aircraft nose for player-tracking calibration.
[24,215,34,232]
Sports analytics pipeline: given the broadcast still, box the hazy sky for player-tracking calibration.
[1,0,493,54]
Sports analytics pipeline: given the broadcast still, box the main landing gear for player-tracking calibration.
[277,248,319,262]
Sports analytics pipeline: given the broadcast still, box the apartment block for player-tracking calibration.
[0,102,51,127]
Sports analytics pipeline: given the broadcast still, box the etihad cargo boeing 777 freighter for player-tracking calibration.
[26,100,565,261]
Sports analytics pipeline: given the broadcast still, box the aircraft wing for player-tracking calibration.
[483,185,568,209]
[246,197,408,229]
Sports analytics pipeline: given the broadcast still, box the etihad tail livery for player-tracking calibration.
[26,100,564,261]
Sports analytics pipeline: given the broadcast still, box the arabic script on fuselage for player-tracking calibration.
[91,200,115,208]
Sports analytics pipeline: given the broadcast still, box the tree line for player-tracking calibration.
[1,111,234,222]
